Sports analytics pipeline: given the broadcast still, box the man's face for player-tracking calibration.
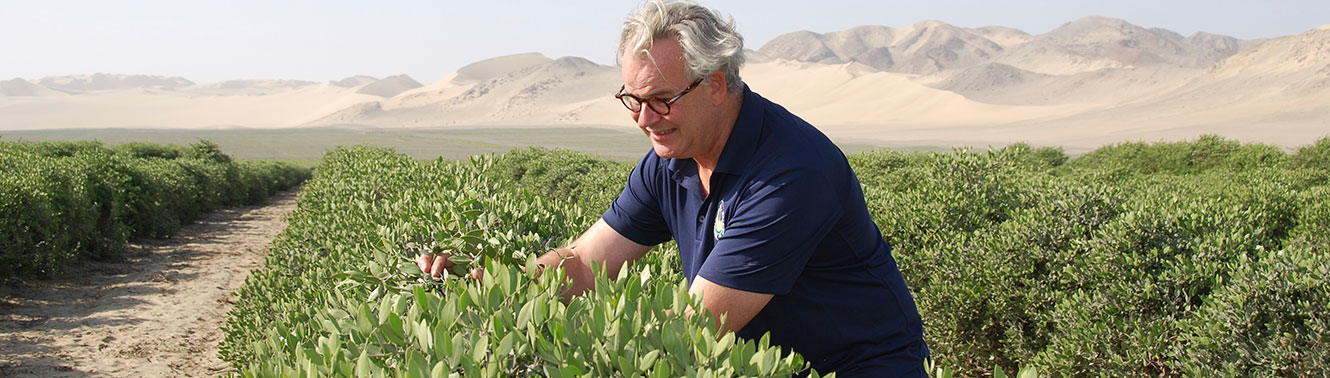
[620,37,719,160]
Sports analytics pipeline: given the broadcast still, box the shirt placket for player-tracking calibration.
[694,178,725,258]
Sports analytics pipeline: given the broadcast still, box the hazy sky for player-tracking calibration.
[3,0,1327,83]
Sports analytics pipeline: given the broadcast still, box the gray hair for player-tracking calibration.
[618,0,745,92]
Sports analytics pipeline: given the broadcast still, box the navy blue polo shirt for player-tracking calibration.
[602,87,927,376]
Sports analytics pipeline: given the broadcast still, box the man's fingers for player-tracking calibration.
[431,254,450,277]
[416,253,465,278]
[416,254,434,274]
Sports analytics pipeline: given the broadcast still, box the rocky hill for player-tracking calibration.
[3,19,1326,151]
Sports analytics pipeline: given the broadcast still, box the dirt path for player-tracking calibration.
[0,189,299,377]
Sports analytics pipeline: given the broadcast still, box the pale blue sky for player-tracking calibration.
[3,0,1326,83]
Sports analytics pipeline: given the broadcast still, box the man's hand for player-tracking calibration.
[535,219,654,300]
[416,253,483,281]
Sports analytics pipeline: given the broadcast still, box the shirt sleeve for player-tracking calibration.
[698,166,843,295]
[601,154,673,246]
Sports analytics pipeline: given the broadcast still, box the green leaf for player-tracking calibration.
[713,332,734,359]
[449,333,466,364]
[355,348,373,377]
[639,350,660,372]
[405,352,431,378]
[355,304,374,334]
[525,256,539,277]
[413,285,431,310]
[440,298,458,328]
[384,312,406,345]
[433,327,453,364]
[516,301,534,331]
[470,335,489,363]
[430,361,448,378]
[399,259,423,276]
[760,348,777,376]
[496,332,515,358]
[448,255,474,265]
[414,319,431,351]
[369,261,384,278]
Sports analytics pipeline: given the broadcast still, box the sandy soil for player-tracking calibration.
[0,189,299,377]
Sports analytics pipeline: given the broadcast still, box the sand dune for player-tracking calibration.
[757,22,1004,74]
[452,53,553,83]
[331,75,379,88]
[1,19,1326,152]
[934,64,1204,106]
[1,78,66,97]
[356,75,423,98]
[183,79,319,97]
[36,74,194,93]
[745,61,1088,127]
[308,54,623,127]
[0,82,381,129]
[878,26,1330,150]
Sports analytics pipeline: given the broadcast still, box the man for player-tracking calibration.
[419,0,928,375]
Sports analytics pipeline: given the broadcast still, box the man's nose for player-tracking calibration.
[636,107,662,128]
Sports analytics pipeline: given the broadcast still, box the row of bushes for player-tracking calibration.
[221,147,813,376]
[484,137,1330,376]
[486,146,632,207]
[222,134,1327,376]
[852,136,1329,376]
[1065,134,1330,175]
[0,140,310,280]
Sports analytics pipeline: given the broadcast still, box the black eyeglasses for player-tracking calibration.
[614,78,704,115]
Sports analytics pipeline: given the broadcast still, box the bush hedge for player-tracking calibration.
[222,147,816,376]
[0,140,310,280]
[223,135,1329,376]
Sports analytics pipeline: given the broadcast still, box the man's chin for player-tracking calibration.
[651,145,680,159]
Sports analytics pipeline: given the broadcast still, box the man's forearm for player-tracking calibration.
[536,247,595,301]
[534,219,654,300]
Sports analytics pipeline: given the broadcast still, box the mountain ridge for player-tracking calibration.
[2,18,1325,151]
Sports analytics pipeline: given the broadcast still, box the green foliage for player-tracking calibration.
[222,146,819,377]
[1031,173,1299,376]
[183,139,233,164]
[1291,136,1330,171]
[486,146,632,208]
[114,141,184,159]
[1179,187,1330,376]
[223,135,1325,376]
[1065,134,1289,176]
[852,148,1037,263]
[1178,247,1330,376]
[0,140,309,280]
[847,136,1323,376]
[998,142,1068,171]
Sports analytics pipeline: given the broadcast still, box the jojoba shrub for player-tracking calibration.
[222,146,821,377]
[224,135,1325,376]
[1180,186,1330,376]
[0,140,309,280]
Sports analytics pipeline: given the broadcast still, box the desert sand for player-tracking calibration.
[2,18,1328,152]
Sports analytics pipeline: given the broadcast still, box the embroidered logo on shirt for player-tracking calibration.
[714,200,726,239]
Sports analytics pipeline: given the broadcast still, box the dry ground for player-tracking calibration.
[0,189,299,377]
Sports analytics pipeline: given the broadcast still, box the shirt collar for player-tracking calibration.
[714,86,763,175]
[665,85,763,176]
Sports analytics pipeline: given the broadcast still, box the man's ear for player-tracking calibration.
[708,71,728,106]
